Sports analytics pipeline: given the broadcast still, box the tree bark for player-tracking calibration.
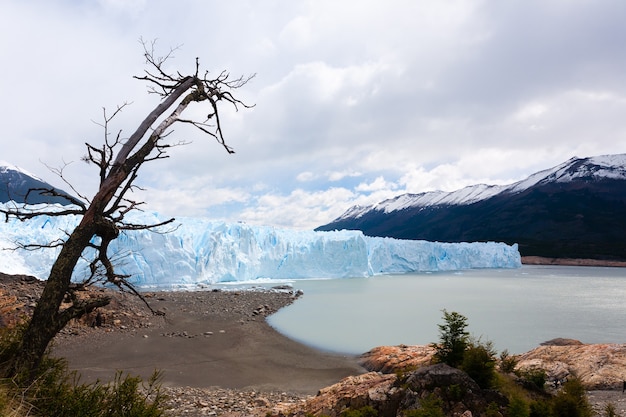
[4,55,250,380]
[10,77,199,379]
[11,221,107,377]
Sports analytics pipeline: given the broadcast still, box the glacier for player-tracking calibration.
[0,202,521,289]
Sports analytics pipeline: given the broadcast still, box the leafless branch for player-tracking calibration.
[5,40,254,376]
[40,161,90,205]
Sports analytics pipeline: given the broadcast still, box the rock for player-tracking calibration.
[517,343,626,390]
[360,344,436,373]
[540,338,584,346]
[282,365,508,417]
[254,397,271,408]
[289,372,400,417]
[362,342,626,391]
[401,364,507,416]
[272,285,292,291]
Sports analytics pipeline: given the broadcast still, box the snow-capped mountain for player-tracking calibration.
[0,162,73,205]
[0,161,521,286]
[317,154,626,261]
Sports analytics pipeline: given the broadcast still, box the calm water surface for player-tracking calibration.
[266,265,626,354]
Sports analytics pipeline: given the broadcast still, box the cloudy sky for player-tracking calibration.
[2,1,626,229]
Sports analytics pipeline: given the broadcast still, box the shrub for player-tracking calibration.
[485,402,501,417]
[1,324,167,417]
[551,377,592,417]
[0,322,27,376]
[499,349,519,373]
[461,338,497,389]
[29,366,166,417]
[529,399,552,417]
[517,369,547,391]
[431,310,469,368]
[404,394,445,417]
[340,405,378,417]
[446,383,465,401]
[508,395,530,417]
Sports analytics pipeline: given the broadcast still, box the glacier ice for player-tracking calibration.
[0,202,521,289]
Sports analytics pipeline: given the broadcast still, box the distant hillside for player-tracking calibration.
[0,163,73,205]
[316,154,626,261]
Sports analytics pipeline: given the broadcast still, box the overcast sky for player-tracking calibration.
[2,0,626,229]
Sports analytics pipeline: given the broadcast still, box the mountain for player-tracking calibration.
[0,162,73,205]
[316,154,626,261]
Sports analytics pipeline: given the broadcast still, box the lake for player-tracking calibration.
[265,265,626,354]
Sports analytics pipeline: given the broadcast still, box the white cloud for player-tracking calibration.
[144,185,250,219]
[513,103,550,122]
[238,187,356,229]
[2,0,626,229]
[355,176,398,193]
[327,170,362,182]
[296,172,317,182]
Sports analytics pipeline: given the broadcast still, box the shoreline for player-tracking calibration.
[3,274,625,415]
[51,288,365,394]
[521,256,626,267]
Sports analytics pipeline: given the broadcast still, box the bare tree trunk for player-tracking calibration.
[2,47,252,380]
[10,220,109,377]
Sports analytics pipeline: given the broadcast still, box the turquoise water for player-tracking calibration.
[266,265,626,354]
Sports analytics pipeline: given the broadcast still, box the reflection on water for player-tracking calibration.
[267,265,626,354]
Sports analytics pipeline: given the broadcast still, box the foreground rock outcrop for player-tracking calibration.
[361,341,626,391]
[280,365,507,417]
[360,344,436,373]
[517,341,626,390]
[273,341,626,417]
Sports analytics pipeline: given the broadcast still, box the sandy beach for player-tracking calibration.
[51,289,365,395]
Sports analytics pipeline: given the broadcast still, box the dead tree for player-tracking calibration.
[1,43,253,379]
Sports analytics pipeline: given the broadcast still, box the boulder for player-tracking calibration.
[540,338,584,346]
[282,365,507,417]
[361,342,626,391]
[289,372,401,417]
[400,364,507,416]
[360,344,436,373]
[517,343,626,390]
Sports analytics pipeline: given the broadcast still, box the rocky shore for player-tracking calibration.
[521,256,626,267]
[2,273,626,416]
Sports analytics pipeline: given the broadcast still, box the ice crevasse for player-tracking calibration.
[0,203,521,289]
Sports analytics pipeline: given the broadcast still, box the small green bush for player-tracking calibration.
[404,394,445,417]
[30,366,166,417]
[1,324,167,417]
[529,399,552,417]
[499,349,519,374]
[517,369,547,391]
[0,322,27,376]
[340,405,378,417]
[461,338,497,389]
[508,395,530,417]
[551,377,592,417]
[431,310,469,368]
[446,383,465,401]
[485,402,501,417]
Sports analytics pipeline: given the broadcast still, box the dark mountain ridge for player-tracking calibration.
[316,154,626,261]
[0,163,73,206]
